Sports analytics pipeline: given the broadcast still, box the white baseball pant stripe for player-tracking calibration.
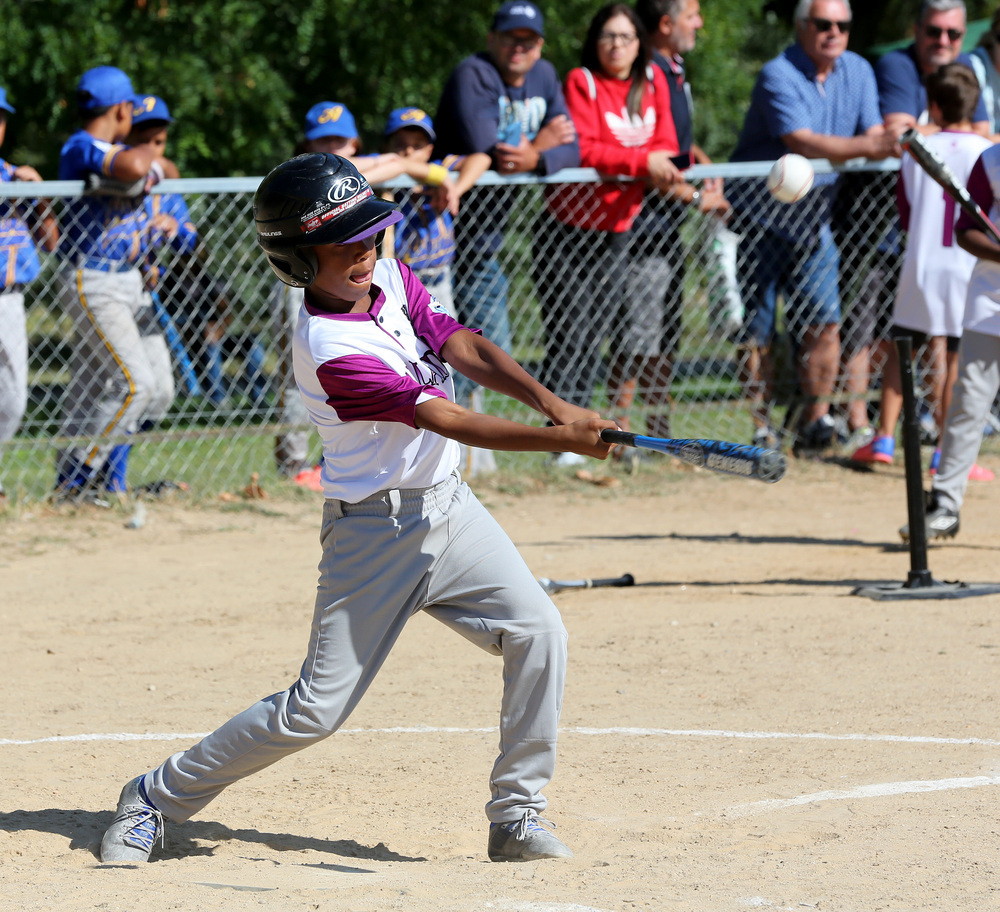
[933,329,1000,512]
[145,472,568,825]
[57,267,155,473]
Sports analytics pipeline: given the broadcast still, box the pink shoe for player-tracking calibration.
[969,463,995,482]
[929,448,995,481]
[850,435,895,464]
[294,465,323,492]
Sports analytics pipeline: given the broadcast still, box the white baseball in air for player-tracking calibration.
[767,153,815,203]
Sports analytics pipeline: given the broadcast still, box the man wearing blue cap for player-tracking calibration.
[0,86,59,503]
[433,1,579,411]
[54,66,169,501]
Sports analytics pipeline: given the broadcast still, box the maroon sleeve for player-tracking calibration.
[315,354,446,428]
[956,155,994,232]
[895,170,910,232]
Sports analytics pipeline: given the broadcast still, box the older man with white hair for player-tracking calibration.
[729,0,898,452]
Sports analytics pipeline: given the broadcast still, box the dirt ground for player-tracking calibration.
[2,454,1000,912]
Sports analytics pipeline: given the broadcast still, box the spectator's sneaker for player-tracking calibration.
[488,812,574,862]
[798,414,837,450]
[899,493,960,543]
[928,448,995,481]
[850,434,895,465]
[842,426,874,454]
[969,463,995,481]
[752,425,778,450]
[100,776,164,863]
[294,465,324,492]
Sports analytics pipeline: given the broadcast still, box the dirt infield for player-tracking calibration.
[2,456,1000,911]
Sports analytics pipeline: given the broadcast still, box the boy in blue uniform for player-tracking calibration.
[0,86,59,502]
[383,106,490,319]
[54,66,164,500]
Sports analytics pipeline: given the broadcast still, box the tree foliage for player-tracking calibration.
[0,0,977,178]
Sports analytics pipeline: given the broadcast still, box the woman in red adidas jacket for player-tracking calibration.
[534,2,682,431]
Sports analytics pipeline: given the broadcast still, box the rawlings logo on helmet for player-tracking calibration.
[302,186,374,232]
[327,175,364,203]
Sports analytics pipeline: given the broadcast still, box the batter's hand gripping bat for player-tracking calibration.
[600,429,787,483]
[899,127,1000,245]
[537,573,635,595]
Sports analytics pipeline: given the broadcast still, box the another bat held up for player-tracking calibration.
[900,127,1000,245]
[600,429,787,483]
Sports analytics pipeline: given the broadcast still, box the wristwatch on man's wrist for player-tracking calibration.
[689,188,702,208]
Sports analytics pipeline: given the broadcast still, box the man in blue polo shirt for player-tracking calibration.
[729,0,898,452]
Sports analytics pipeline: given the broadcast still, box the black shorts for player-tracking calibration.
[890,325,961,353]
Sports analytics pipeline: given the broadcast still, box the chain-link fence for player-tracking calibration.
[2,160,994,504]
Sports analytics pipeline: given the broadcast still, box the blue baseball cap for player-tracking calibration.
[492,1,545,36]
[304,102,358,141]
[384,107,436,141]
[0,88,15,115]
[131,94,174,126]
[77,66,135,111]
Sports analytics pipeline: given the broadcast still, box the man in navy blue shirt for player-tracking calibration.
[433,1,579,406]
[729,0,898,452]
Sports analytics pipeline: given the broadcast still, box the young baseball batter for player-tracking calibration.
[901,138,1000,541]
[100,152,616,864]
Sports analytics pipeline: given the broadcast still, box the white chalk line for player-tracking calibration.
[721,775,1000,818]
[3,725,1000,748]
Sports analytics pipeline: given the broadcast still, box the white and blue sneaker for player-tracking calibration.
[100,775,164,863]
[488,811,574,861]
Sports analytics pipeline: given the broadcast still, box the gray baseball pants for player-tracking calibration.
[145,472,568,825]
[933,329,1000,513]
[0,288,27,444]
[56,267,156,476]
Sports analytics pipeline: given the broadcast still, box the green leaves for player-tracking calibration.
[0,0,985,176]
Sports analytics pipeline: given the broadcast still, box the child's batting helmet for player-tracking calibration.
[254,153,402,287]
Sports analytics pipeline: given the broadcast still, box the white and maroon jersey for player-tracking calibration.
[894,130,993,336]
[293,258,470,502]
[958,142,1000,337]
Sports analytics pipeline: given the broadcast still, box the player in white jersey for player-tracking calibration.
[99,153,617,865]
[901,139,1000,541]
[852,63,993,472]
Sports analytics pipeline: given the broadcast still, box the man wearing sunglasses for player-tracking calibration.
[728,0,897,454]
[878,0,988,139]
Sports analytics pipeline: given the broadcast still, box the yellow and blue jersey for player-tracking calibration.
[0,159,42,287]
[394,156,461,271]
[58,130,153,266]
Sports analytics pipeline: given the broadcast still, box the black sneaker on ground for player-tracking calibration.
[899,493,960,542]
[797,414,836,451]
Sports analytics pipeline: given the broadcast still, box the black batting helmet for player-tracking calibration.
[254,153,402,287]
